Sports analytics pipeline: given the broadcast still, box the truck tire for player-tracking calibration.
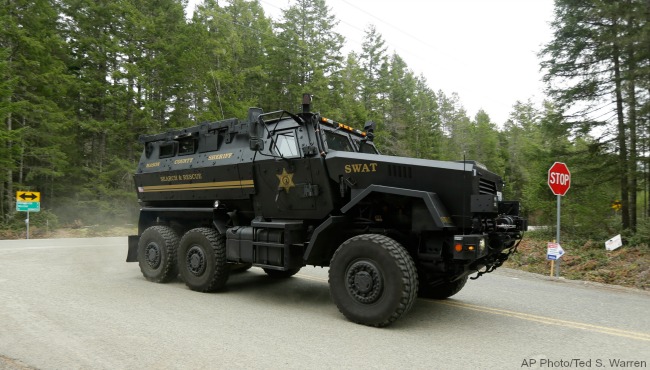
[178,228,229,292]
[418,275,468,299]
[263,267,300,278]
[328,234,418,327]
[137,225,179,283]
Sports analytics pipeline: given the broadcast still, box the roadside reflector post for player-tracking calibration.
[25,210,30,240]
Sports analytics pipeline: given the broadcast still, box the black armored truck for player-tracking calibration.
[127,94,526,327]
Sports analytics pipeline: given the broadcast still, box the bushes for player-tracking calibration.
[506,236,649,290]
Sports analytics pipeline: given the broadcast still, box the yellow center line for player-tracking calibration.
[296,273,650,342]
[432,300,650,342]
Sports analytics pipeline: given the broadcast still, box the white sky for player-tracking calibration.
[187,0,555,125]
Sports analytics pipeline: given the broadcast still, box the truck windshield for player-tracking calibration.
[324,131,354,152]
[358,141,378,154]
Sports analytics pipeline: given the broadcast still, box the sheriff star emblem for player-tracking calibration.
[276,168,295,193]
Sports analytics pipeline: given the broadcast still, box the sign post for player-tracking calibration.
[16,191,41,240]
[548,162,570,277]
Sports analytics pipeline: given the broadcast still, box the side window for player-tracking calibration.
[159,141,177,158]
[178,138,197,155]
[274,131,300,158]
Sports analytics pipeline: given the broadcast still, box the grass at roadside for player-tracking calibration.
[505,236,649,290]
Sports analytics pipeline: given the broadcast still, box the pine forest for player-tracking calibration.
[2,0,650,245]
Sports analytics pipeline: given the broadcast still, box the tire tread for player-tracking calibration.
[329,234,418,327]
[138,225,179,283]
[179,227,229,292]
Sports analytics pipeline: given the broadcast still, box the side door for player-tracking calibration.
[253,127,318,218]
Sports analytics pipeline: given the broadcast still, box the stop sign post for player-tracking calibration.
[548,162,571,277]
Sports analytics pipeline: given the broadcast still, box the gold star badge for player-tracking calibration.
[276,168,295,193]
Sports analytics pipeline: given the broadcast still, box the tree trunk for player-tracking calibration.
[613,42,630,229]
[18,115,25,185]
[5,111,13,222]
[627,64,637,232]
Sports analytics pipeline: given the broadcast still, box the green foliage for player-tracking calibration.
[0,0,647,243]
[540,0,650,232]
[626,219,650,247]
[508,237,649,289]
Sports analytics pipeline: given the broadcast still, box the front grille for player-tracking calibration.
[479,178,497,195]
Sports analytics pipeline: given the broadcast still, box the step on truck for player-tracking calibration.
[127,94,526,327]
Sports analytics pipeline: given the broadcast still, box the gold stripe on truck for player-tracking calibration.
[142,180,255,192]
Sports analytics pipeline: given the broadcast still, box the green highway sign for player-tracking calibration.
[17,201,40,212]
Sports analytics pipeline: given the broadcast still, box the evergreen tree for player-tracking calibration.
[191,0,273,119]
[470,110,503,174]
[409,75,441,160]
[58,0,188,223]
[541,0,649,230]
[436,91,471,161]
[1,0,71,223]
[335,52,368,124]
[359,25,389,124]
[378,53,415,156]
[267,0,345,111]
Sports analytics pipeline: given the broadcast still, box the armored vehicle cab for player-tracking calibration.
[127,94,526,327]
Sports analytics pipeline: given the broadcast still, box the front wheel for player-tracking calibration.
[178,228,230,292]
[328,234,418,327]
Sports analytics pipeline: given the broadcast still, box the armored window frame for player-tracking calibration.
[178,138,197,156]
[273,131,300,158]
[159,141,177,158]
[358,141,379,154]
[324,131,354,152]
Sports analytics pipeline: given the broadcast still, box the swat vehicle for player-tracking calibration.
[127,94,526,327]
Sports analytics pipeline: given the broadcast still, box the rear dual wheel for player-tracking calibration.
[328,234,418,327]
[178,228,230,292]
[137,225,179,283]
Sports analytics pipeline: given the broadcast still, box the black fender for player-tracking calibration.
[341,185,455,230]
[303,215,348,265]
[303,186,455,265]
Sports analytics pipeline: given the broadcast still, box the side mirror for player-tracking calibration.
[250,138,264,151]
[363,121,376,141]
[248,107,264,151]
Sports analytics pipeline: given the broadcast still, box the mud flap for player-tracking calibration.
[126,235,139,262]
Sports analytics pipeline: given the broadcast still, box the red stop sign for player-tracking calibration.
[548,162,571,196]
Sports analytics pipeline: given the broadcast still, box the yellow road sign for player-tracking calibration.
[17,191,40,202]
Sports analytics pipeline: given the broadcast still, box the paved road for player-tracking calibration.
[1,237,648,369]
